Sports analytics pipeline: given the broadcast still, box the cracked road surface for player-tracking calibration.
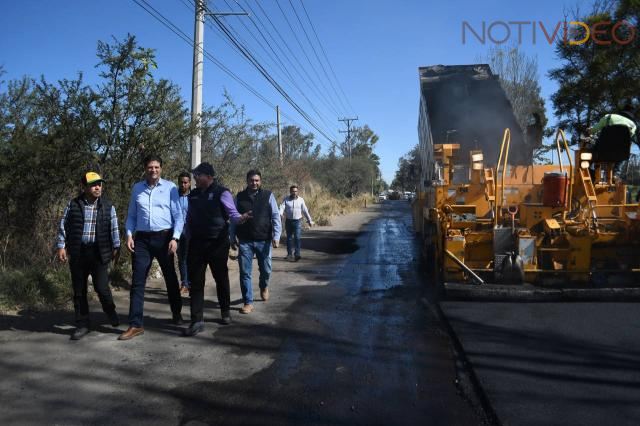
[0,201,483,425]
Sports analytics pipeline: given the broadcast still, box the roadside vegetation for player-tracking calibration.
[0,35,384,310]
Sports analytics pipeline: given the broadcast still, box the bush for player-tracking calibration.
[0,267,73,311]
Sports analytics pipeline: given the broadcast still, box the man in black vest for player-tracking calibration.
[182,163,251,336]
[231,170,282,314]
[56,172,121,340]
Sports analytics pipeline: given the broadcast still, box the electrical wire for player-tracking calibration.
[133,0,336,143]
[272,0,345,116]
[298,0,357,116]
[286,0,349,115]
[216,0,338,133]
[238,0,344,118]
[203,3,337,142]
[179,0,321,137]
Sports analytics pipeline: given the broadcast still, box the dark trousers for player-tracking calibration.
[177,234,189,286]
[188,236,231,323]
[69,245,115,327]
[129,232,181,327]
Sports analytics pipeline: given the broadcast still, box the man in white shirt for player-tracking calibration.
[279,185,314,261]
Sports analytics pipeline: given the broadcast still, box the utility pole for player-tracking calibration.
[277,105,283,167]
[190,1,248,170]
[371,169,374,196]
[190,0,205,169]
[338,117,358,163]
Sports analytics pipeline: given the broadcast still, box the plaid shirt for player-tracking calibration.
[56,198,120,249]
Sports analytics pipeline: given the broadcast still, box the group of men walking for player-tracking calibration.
[56,155,313,341]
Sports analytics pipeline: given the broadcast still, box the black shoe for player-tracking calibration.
[107,311,120,327]
[172,313,184,325]
[183,321,204,337]
[71,327,90,340]
[294,255,301,261]
[221,311,232,325]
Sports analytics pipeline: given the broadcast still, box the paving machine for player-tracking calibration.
[413,65,640,295]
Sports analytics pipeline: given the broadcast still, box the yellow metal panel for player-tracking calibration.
[519,204,561,229]
[567,235,592,273]
[445,236,465,280]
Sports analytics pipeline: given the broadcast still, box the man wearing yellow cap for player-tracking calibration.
[56,172,121,340]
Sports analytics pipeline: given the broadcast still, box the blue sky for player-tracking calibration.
[0,0,592,183]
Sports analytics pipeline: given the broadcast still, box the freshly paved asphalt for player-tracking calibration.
[440,301,640,426]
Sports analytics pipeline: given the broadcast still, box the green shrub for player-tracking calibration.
[0,267,73,310]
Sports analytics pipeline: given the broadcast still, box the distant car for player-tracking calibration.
[378,194,387,202]
[388,191,401,200]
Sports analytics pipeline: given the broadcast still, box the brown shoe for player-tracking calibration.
[260,287,270,301]
[118,326,144,340]
[240,304,254,314]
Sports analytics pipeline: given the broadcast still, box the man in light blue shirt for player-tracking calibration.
[119,154,184,341]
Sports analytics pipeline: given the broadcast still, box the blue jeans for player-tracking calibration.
[129,232,181,327]
[177,234,189,286]
[285,219,302,257]
[238,240,272,304]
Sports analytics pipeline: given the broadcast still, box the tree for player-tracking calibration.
[548,0,639,144]
[481,45,549,162]
[392,145,420,191]
[94,34,192,200]
[312,125,382,197]
[199,92,269,190]
[0,35,194,267]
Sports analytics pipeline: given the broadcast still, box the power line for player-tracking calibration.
[204,5,337,142]
[217,0,338,135]
[187,0,338,140]
[181,0,312,131]
[286,0,350,115]
[135,0,273,110]
[240,0,344,118]
[134,0,335,143]
[298,0,358,116]
[272,0,346,116]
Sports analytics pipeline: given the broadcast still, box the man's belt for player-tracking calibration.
[135,229,172,237]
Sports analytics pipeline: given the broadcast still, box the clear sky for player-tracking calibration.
[0,0,592,183]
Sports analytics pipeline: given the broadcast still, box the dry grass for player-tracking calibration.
[304,189,373,226]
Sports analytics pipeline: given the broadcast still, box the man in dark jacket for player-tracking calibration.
[182,162,251,337]
[230,170,282,314]
[56,172,121,340]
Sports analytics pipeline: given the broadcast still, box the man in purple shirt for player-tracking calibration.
[182,162,252,336]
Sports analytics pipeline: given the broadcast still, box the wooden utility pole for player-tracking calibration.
[277,105,283,166]
[338,117,358,163]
